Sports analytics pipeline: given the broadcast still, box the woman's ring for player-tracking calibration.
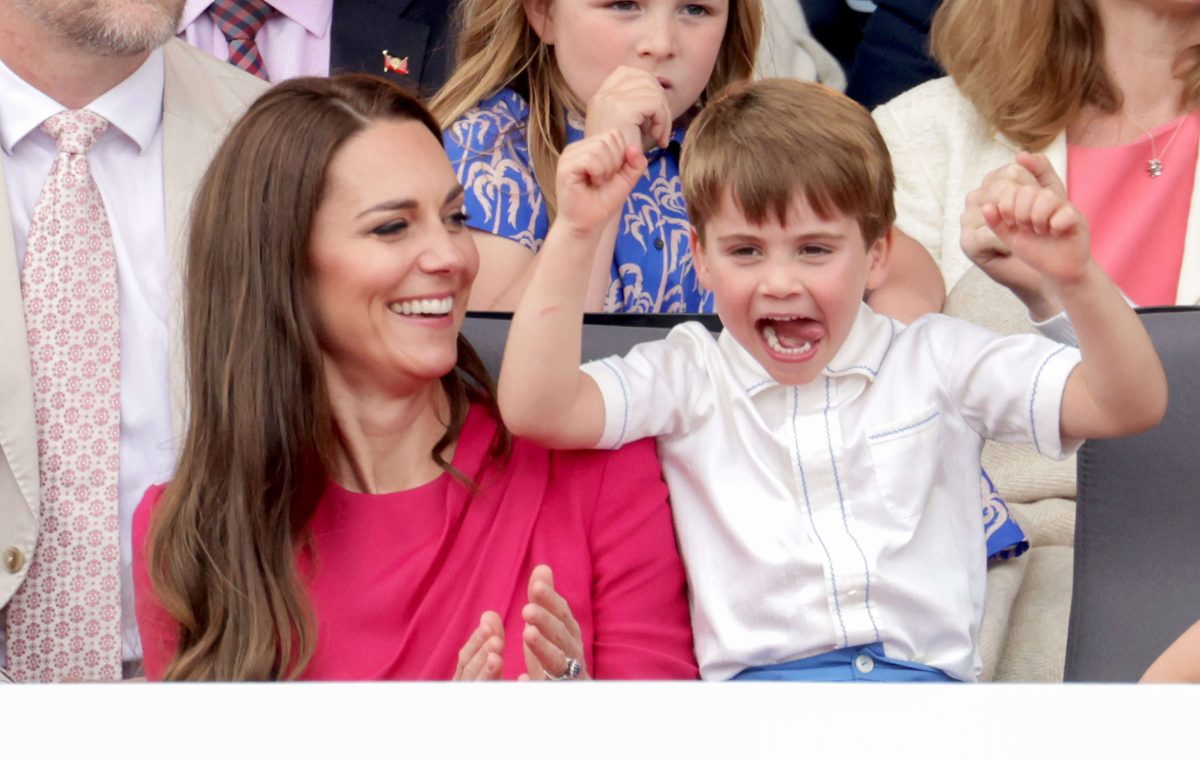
[548,657,582,681]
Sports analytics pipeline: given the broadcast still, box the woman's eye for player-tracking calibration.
[446,209,470,230]
[680,4,710,16]
[608,1,639,10]
[371,220,407,236]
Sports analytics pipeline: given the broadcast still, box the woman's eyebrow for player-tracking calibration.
[357,186,465,218]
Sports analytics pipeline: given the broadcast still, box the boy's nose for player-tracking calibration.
[760,261,805,298]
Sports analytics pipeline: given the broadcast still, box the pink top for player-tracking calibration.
[133,405,698,680]
[1068,113,1200,306]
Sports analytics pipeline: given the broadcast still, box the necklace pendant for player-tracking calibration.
[1149,158,1164,178]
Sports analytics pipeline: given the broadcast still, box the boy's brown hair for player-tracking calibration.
[681,78,895,246]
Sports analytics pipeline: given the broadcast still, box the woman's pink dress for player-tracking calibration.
[133,404,698,680]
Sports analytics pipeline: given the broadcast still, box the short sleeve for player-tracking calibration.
[131,483,180,681]
[580,324,710,449]
[924,316,1083,460]
[586,439,698,679]
[443,92,549,253]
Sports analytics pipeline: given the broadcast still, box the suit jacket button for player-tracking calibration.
[3,547,25,573]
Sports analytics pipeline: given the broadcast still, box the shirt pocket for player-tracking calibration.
[866,404,941,521]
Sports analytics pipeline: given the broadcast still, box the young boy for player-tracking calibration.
[498,79,1167,682]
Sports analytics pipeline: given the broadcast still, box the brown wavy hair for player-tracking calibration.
[683,79,895,247]
[429,0,762,217]
[148,75,507,681]
[932,0,1200,151]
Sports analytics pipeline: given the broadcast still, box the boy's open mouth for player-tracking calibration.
[758,316,824,357]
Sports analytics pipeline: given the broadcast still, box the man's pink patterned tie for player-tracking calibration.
[6,110,122,683]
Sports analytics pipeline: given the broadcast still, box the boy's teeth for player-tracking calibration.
[762,324,812,355]
[390,296,453,316]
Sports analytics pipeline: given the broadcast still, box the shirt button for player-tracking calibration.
[3,547,25,573]
[854,654,875,674]
[654,238,665,250]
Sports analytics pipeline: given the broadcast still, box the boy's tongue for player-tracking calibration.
[765,318,825,349]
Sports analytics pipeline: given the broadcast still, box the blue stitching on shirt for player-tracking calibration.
[824,377,882,643]
[827,316,896,377]
[599,359,630,449]
[866,410,940,441]
[792,386,850,648]
[745,379,772,394]
[1029,346,1068,455]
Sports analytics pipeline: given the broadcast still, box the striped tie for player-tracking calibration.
[208,0,273,80]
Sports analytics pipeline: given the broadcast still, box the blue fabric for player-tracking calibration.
[982,468,1029,561]
[444,88,707,313]
[845,0,944,109]
[731,643,957,682]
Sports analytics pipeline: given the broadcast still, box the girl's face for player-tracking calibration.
[308,119,478,396]
[531,0,730,120]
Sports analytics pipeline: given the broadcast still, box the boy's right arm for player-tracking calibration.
[498,132,648,449]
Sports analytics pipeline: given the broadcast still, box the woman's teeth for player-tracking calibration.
[389,296,453,316]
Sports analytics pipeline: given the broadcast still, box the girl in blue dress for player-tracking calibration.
[431,0,762,313]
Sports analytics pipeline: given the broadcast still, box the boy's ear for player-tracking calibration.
[690,226,713,290]
[524,0,556,44]
[865,224,893,291]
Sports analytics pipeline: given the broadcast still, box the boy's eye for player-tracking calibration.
[730,246,760,258]
[446,209,470,230]
[371,219,408,236]
[800,245,833,256]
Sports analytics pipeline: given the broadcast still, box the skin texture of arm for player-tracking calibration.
[977,153,1167,440]
[865,227,946,322]
[498,133,647,447]
[1141,620,1200,683]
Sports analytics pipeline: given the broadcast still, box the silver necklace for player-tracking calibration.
[1124,111,1190,178]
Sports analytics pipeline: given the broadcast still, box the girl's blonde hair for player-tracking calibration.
[429,0,762,216]
[931,0,1200,151]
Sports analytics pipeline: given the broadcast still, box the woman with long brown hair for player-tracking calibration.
[875,0,1200,319]
[131,74,697,681]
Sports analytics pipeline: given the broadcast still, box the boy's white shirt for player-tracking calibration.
[582,304,1082,681]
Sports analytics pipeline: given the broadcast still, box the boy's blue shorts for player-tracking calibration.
[731,643,958,682]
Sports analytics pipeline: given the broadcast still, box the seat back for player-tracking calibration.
[460,312,721,378]
[1065,307,1200,682]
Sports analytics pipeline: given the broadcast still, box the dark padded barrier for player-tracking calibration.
[461,311,722,378]
[1065,307,1200,682]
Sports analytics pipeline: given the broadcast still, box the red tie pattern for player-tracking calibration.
[6,110,122,683]
[208,0,273,80]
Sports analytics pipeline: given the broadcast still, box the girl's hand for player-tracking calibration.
[453,611,505,681]
[556,130,648,239]
[519,565,590,681]
[584,65,672,151]
[978,153,1091,289]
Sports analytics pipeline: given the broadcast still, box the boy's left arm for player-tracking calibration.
[978,153,1167,441]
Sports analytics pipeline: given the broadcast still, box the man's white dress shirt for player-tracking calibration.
[0,51,176,664]
[583,304,1082,681]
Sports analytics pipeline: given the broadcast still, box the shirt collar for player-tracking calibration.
[179,0,332,37]
[0,48,163,155]
[717,303,899,398]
